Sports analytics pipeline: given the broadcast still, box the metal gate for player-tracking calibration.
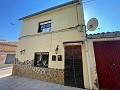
[93,40,120,89]
[64,45,84,88]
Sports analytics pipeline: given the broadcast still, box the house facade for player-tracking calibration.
[12,0,92,89]
[12,0,120,89]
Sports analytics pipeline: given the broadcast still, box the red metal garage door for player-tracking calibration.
[93,40,120,89]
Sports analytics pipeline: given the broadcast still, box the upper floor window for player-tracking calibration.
[38,21,51,33]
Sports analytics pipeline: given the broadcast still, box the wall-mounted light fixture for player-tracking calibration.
[20,49,25,55]
[55,45,59,54]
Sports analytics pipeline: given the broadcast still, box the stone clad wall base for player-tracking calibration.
[12,64,64,84]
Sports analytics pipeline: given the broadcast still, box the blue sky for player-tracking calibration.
[0,0,120,40]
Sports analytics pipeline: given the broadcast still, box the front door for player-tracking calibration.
[64,45,84,88]
[94,40,120,89]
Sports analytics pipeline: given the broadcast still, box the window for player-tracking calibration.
[38,21,51,33]
[34,52,49,68]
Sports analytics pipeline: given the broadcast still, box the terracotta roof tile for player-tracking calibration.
[0,41,17,46]
[87,31,120,39]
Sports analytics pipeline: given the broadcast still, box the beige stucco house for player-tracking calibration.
[12,0,98,89]
[12,0,120,89]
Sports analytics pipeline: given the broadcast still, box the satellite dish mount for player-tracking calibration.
[87,18,98,31]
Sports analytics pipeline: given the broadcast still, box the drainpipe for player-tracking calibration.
[78,0,92,89]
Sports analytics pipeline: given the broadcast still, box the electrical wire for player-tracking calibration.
[82,0,95,4]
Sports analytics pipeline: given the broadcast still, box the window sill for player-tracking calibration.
[33,66,48,69]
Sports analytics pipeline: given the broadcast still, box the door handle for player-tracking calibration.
[112,64,115,66]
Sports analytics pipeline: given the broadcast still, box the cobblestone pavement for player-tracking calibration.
[0,67,85,90]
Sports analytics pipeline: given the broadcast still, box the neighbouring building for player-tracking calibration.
[87,31,120,89]
[0,41,17,68]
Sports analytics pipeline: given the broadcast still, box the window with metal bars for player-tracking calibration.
[38,21,51,33]
[34,52,49,68]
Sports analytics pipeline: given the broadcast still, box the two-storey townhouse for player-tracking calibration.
[12,0,91,89]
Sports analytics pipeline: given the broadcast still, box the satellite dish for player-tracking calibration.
[87,18,98,31]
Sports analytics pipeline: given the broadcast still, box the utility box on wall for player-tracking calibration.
[58,55,62,61]
[52,55,56,61]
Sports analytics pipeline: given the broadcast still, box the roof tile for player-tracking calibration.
[87,31,120,39]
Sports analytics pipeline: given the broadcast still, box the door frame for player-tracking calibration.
[63,42,86,88]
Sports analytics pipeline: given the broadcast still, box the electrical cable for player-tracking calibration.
[82,0,95,4]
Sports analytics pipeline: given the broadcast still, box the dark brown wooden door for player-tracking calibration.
[64,45,84,88]
[94,40,120,89]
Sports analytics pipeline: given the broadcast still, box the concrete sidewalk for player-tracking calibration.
[0,66,12,78]
[0,75,84,90]
[0,58,13,69]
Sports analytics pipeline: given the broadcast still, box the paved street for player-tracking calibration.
[0,59,13,69]
[0,67,84,90]
[0,66,12,78]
